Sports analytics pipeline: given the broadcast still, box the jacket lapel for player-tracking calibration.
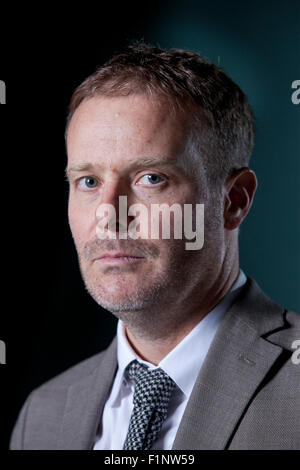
[172,278,286,450]
[58,337,117,450]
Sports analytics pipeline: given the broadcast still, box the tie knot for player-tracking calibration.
[125,360,176,412]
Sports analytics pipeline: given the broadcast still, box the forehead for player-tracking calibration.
[66,95,192,167]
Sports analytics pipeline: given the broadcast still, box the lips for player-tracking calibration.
[95,251,145,265]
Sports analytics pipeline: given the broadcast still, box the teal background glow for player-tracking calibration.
[143,0,300,311]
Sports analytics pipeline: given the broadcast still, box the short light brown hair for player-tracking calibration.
[66,42,255,188]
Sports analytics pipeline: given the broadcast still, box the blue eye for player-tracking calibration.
[139,174,164,185]
[78,176,99,189]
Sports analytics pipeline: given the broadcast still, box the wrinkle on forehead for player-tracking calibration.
[67,94,206,185]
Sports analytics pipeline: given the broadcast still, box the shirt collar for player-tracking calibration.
[115,269,247,400]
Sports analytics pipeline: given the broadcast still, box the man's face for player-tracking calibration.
[66,95,224,330]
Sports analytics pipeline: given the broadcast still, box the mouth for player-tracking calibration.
[94,251,145,266]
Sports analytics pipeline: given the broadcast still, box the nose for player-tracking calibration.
[95,177,134,236]
[100,177,126,209]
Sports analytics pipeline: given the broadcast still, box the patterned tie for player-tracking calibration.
[123,359,176,450]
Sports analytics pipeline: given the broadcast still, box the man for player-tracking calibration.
[10,43,299,450]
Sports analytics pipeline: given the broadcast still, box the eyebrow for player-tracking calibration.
[65,162,96,179]
[65,157,182,179]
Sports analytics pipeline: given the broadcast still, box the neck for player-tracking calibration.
[124,264,240,365]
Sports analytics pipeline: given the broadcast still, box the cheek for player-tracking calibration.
[68,199,95,246]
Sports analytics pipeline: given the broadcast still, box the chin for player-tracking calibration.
[82,265,171,313]
[93,295,149,313]
[87,280,162,313]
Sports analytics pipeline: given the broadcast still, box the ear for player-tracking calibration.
[224,167,257,230]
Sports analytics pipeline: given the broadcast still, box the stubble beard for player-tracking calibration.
[75,200,224,340]
[78,243,197,340]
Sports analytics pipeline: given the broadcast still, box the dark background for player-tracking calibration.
[1,0,299,451]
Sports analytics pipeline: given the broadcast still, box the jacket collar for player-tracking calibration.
[58,337,118,450]
[172,277,287,450]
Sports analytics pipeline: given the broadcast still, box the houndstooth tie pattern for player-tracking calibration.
[123,360,176,450]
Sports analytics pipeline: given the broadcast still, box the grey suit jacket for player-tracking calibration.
[10,278,300,450]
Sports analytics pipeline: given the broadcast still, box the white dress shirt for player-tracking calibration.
[93,270,247,450]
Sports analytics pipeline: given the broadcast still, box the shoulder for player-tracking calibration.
[34,347,110,394]
[235,277,299,333]
[10,341,116,449]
